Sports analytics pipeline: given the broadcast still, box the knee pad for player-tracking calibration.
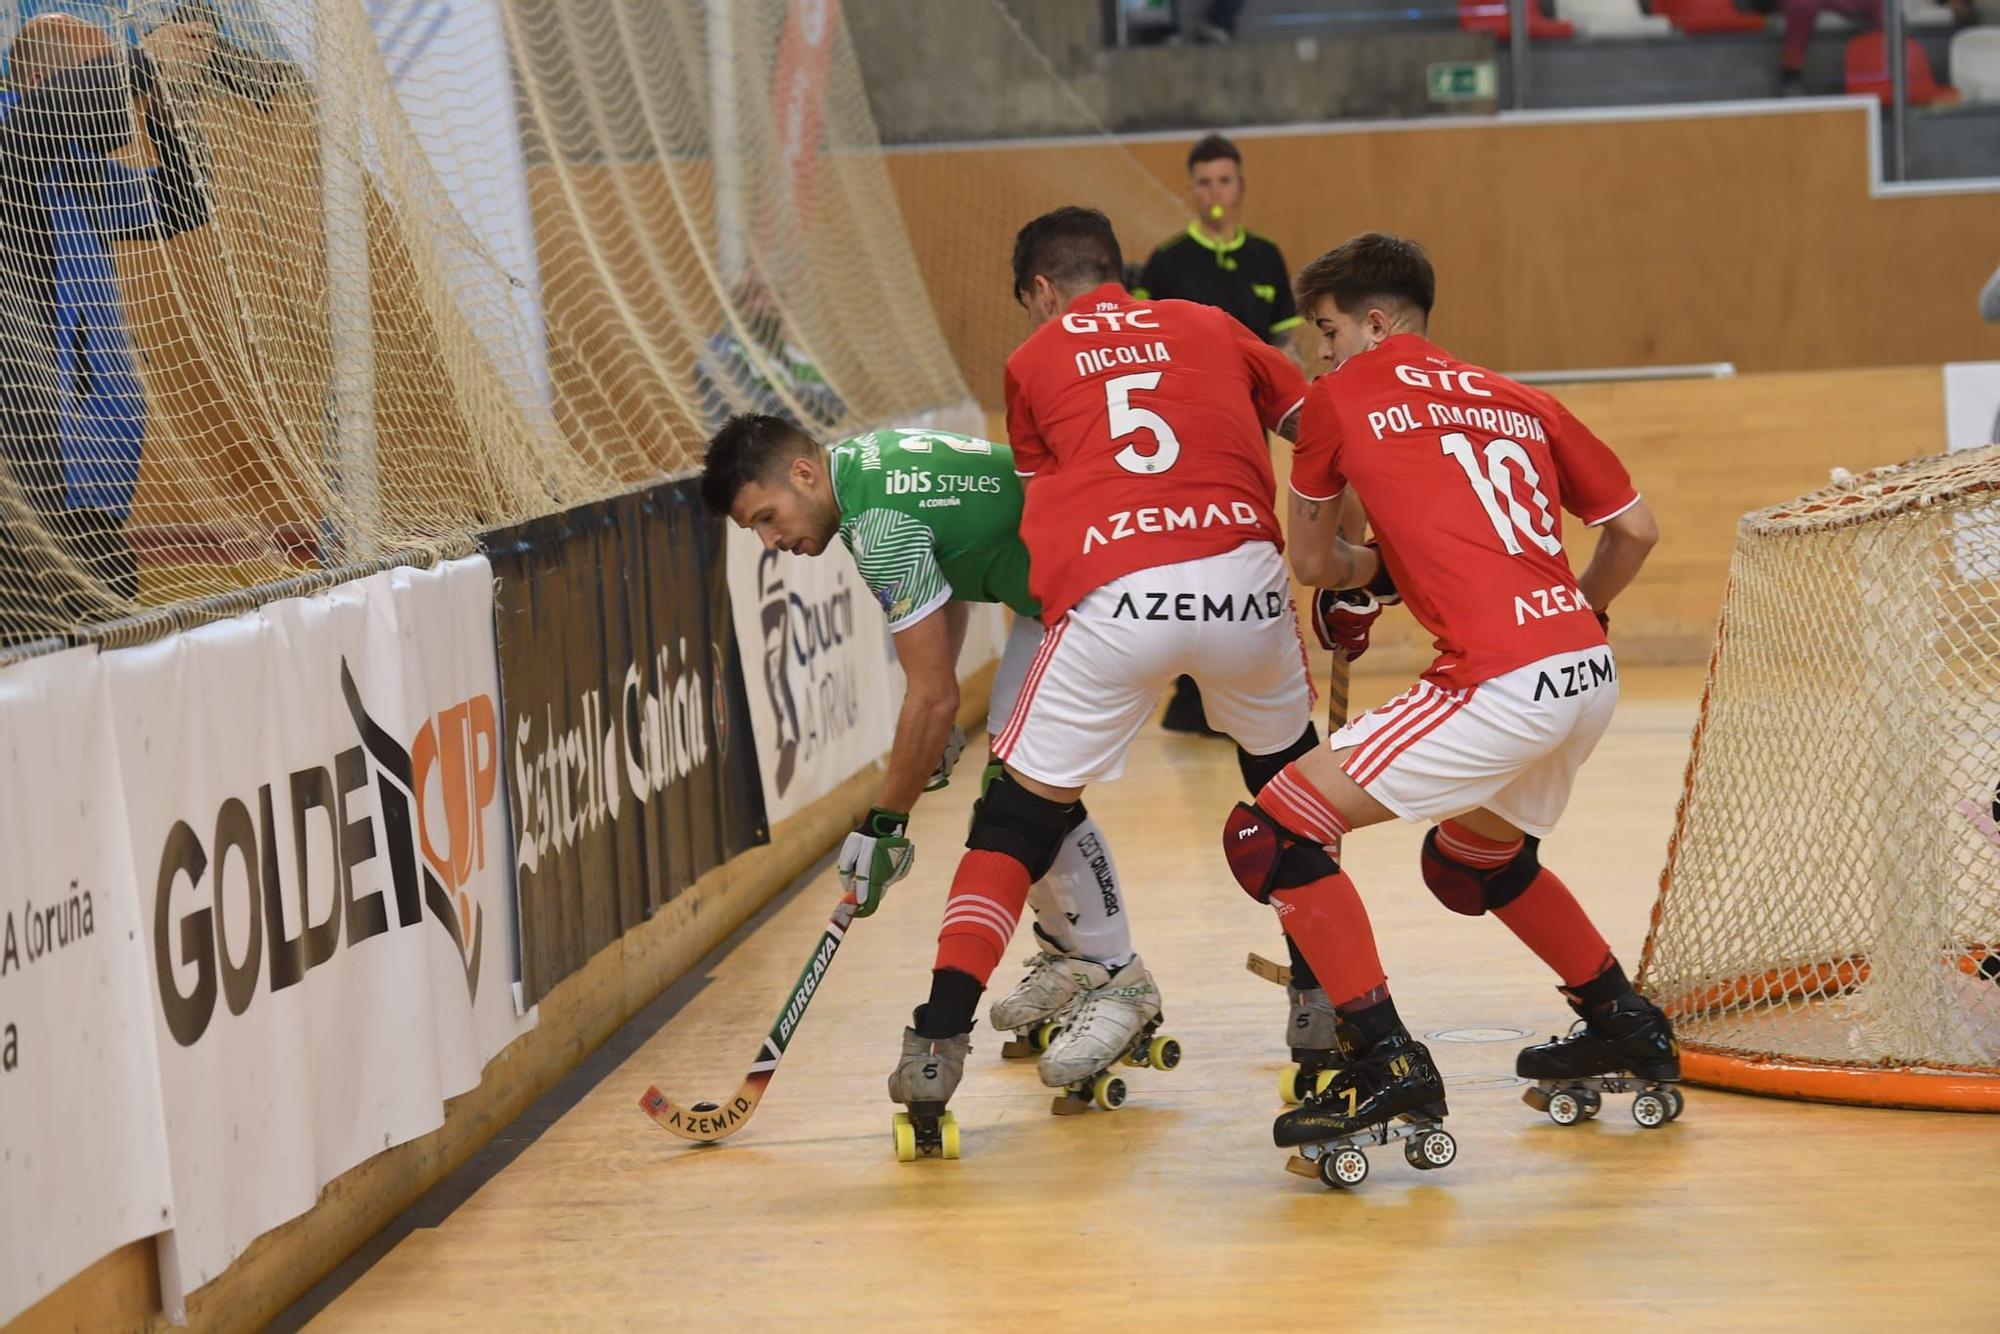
[966,771,1072,882]
[1223,802,1338,904]
[1420,828,1541,916]
[1235,723,1320,796]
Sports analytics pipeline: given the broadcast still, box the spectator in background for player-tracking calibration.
[1778,0,1880,93]
[0,10,213,640]
[1134,132,1306,735]
[694,273,846,434]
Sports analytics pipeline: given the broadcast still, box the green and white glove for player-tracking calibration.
[925,724,968,792]
[838,806,914,916]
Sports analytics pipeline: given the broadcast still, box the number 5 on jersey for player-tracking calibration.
[1106,372,1181,475]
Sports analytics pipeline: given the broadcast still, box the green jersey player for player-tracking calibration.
[699,414,1143,1043]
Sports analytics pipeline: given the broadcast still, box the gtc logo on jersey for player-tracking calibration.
[1061,306,1159,335]
[1396,364,1492,397]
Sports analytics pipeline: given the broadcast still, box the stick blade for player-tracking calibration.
[639,1080,765,1143]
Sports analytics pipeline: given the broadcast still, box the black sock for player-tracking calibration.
[1335,991,1405,1051]
[917,969,983,1038]
[1569,959,1633,1011]
[1285,935,1319,991]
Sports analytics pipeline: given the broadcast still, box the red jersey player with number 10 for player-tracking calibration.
[1220,233,1687,1187]
[884,207,1335,1156]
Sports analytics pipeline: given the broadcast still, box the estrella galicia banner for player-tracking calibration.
[483,478,767,1006]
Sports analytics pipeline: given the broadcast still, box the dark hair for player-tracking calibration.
[1011,206,1125,302]
[1293,232,1436,323]
[1186,133,1241,172]
[699,413,814,516]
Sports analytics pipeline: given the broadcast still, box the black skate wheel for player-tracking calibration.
[1547,1090,1584,1126]
[1664,1088,1685,1121]
[1632,1092,1669,1129]
[1577,1088,1603,1120]
[1404,1128,1456,1171]
[1320,1146,1369,1189]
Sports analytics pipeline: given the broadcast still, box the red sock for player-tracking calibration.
[1493,867,1614,987]
[933,849,1032,986]
[1257,763,1351,846]
[1271,869,1386,1008]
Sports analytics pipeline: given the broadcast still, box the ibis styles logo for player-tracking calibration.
[152,659,495,1047]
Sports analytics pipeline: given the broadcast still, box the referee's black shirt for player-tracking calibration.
[1134,223,1303,346]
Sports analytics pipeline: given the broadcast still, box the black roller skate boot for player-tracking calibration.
[1273,1032,1455,1188]
[1517,989,1684,1129]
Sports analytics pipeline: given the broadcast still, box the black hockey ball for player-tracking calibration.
[691,1101,720,1112]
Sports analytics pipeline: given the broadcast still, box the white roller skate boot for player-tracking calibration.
[1037,955,1180,1114]
[990,926,1084,1059]
[887,1009,970,1161]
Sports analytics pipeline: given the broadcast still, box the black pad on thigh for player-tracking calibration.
[1235,723,1321,796]
[967,771,1073,882]
[1420,828,1542,916]
[1224,801,1338,903]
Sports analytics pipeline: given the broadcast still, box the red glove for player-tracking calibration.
[1311,589,1383,662]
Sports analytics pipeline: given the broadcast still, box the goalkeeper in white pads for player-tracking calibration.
[698,415,1140,1048]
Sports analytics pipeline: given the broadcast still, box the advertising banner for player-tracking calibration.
[107,555,533,1313]
[485,480,768,1006]
[0,648,173,1326]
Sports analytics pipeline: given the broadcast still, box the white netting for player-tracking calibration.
[0,0,977,653]
[1639,446,2000,1092]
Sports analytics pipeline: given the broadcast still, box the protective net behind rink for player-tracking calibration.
[0,0,980,652]
[1638,445,2000,1109]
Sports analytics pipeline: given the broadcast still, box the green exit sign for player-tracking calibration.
[1427,61,1498,103]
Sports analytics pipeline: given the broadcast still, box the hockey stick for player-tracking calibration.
[640,889,860,1143]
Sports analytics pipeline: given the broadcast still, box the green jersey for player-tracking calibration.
[828,429,1038,632]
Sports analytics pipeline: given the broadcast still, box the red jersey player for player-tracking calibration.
[885,207,1337,1152]
[1220,232,1682,1186]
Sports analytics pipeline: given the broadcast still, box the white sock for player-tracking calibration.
[1031,815,1134,967]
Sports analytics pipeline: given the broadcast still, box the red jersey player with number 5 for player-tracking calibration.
[884,207,1332,1155]
[1222,233,1687,1187]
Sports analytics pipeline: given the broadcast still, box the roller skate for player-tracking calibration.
[1278,985,1364,1105]
[991,927,1082,1059]
[887,1009,969,1161]
[1038,955,1181,1114]
[1274,1033,1455,1189]
[1517,990,1684,1129]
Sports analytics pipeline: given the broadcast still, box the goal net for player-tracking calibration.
[1638,445,2000,1110]
[0,0,977,654]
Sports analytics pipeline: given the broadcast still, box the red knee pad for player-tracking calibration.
[1224,802,1337,903]
[1420,826,1539,916]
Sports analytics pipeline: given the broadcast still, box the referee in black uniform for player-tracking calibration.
[1136,132,1306,734]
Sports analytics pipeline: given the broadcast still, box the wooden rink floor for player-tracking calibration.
[313,667,2000,1331]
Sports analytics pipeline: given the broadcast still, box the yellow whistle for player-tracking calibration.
[1208,204,1224,220]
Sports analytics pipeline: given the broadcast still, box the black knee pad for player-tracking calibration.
[1420,828,1541,916]
[1235,723,1320,796]
[1063,799,1091,836]
[966,771,1073,882]
[1223,801,1339,904]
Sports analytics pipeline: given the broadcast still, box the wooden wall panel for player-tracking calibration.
[888,106,2000,406]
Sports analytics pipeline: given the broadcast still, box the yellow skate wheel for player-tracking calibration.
[892,1112,917,1163]
[1033,1021,1062,1053]
[1091,1071,1128,1111]
[1312,1069,1337,1097]
[939,1112,961,1160]
[1279,1065,1304,1105]
[1147,1035,1182,1070]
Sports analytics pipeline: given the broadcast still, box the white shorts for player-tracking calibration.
[994,543,1315,788]
[1328,647,1619,838]
[987,613,1044,738]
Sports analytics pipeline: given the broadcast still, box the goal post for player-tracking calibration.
[1637,445,2000,1111]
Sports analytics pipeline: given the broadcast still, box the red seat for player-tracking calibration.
[1844,32,1959,104]
[1649,0,1767,33]
[1458,0,1577,37]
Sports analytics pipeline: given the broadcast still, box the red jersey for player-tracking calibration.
[1291,334,1640,688]
[1005,284,1307,621]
